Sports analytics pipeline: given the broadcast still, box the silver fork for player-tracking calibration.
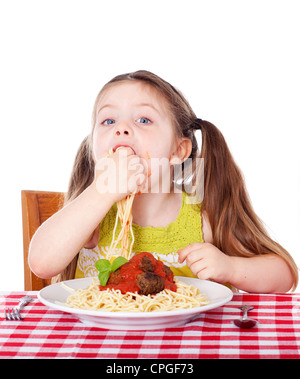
[4,296,34,321]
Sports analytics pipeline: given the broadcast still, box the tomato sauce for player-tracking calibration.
[99,252,177,294]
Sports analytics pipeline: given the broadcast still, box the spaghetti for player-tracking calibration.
[64,278,209,312]
[107,192,135,260]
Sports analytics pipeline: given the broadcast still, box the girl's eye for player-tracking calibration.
[103,119,115,126]
[136,117,151,124]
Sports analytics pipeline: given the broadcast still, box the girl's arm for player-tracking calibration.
[29,184,115,279]
[178,243,293,292]
[229,253,293,293]
[84,225,100,249]
[178,213,294,293]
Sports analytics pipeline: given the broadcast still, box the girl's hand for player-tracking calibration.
[93,147,147,202]
[178,242,233,284]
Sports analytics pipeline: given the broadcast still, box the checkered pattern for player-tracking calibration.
[1,291,299,358]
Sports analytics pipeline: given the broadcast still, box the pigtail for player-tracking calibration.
[51,135,95,283]
[199,120,247,247]
[198,120,298,290]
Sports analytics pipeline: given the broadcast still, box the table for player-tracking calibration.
[1,291,299,359]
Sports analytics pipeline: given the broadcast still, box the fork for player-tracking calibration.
[4,296,34,321]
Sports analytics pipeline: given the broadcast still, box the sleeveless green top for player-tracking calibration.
[75,191,203,279]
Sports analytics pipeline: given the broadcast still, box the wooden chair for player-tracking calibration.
[21,190,65,291]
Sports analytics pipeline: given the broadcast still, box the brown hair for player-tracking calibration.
[55,70,298,289]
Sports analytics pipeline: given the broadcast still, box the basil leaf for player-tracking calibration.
[111,256,128,272]
[98,270,111,286]
[95,259,111,273]
[96,256,128,286]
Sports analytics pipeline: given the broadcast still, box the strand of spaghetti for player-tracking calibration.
[122,192,135,256]
[107,191,136,260]
[109,205,120,252]
[108,200,129,256]
[129,218,135,256]
[120,193,134,257]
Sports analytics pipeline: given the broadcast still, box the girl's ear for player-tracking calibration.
[169,138,192,165]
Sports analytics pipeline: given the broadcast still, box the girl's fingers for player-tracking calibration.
[193,264,210,280]
[178,243,202,263]
[179,249,211,280]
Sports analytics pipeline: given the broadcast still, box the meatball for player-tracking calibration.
[162,265,173,281]
[107,268,122,285]
[136,272,165,295]
[139,254,155,272]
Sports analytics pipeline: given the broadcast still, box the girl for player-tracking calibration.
[29,70,298,292]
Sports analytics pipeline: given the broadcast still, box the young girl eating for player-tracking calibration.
[29,70,298,293]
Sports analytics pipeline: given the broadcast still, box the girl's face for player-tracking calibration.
[92,81,179,162]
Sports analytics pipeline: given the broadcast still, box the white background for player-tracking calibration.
[0,0,299,291]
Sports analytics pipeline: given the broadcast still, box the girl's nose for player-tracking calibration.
[114,123,132,137]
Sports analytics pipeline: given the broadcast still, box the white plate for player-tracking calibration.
[38,276,233,330]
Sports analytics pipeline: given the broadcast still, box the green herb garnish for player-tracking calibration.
[95,256,128,286]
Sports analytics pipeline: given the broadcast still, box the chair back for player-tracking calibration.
[21,190,65,290]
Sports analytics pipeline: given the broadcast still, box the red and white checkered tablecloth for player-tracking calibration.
[0,291,299,359]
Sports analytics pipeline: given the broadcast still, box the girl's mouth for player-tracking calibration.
[113,144,136,154]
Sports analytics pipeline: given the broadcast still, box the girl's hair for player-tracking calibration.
[55,70,298,289]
